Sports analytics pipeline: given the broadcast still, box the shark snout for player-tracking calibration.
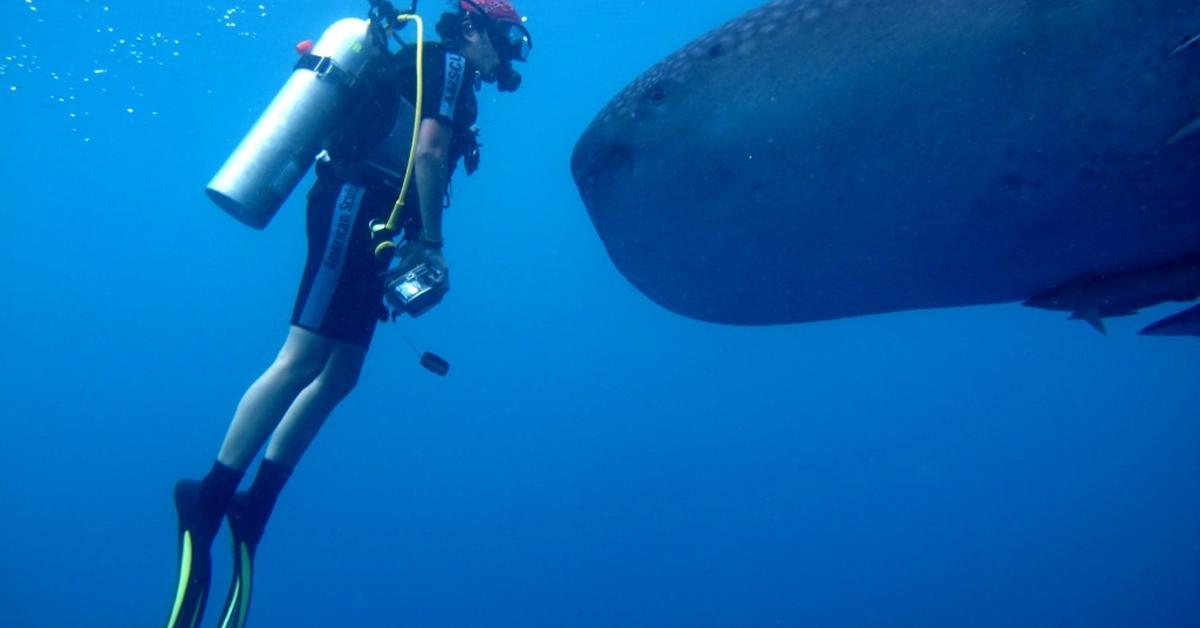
[570,136,634,197]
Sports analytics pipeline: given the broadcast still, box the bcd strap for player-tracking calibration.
[294,53,358,88]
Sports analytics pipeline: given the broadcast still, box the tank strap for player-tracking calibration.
[294,53,358,88]
[317,153,404,192]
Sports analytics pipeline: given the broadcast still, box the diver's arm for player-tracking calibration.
[413,117,454,244]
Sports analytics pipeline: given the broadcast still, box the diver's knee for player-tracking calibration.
[271,350,327,384]
[319,343,366,400]
[270,327,336,383]
[322,366,361,401]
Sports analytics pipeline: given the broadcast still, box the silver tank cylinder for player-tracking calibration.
[206,18,376,229]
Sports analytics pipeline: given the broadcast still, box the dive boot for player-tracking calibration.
[214,458,290,627]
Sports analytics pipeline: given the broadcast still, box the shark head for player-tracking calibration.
[571,0,1200,326]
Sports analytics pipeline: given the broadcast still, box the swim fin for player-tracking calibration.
[165,481,216,628]
[216,493,260,628]
[214,459,290,627]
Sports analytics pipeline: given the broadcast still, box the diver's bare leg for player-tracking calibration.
[217,326,335,471]
[262,339,367,469]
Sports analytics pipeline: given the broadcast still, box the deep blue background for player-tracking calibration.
[1,1,1197,626]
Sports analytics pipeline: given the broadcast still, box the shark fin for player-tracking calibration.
[1139,304,1200,336]
[1169,33,1200,58]
[1073,308,1107,334]
[1167,115,1200,145]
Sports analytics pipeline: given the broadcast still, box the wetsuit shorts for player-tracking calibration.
[290,174,395,349]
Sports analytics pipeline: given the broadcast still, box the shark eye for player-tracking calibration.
[641,81,676,115]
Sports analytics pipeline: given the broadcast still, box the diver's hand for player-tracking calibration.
[382,240,451,318]
[398,239,449,290]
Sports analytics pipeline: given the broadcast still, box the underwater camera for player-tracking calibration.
[384,253,448,318]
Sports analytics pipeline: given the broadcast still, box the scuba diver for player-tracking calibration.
[165,2,532,627]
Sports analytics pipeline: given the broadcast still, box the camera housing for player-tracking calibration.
[385,261,448,317]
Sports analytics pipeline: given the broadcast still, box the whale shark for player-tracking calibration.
[1023,257,1200,333]
[571,0,1200,326]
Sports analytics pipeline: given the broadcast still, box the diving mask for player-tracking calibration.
[491,20,531,63]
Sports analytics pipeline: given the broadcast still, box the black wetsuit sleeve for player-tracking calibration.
[419,49,477,129]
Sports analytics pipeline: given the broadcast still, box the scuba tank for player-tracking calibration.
[206,18,378,229]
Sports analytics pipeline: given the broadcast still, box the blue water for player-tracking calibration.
[1,1,1197,626]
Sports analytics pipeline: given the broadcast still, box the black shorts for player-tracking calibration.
[291,176,396,349]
